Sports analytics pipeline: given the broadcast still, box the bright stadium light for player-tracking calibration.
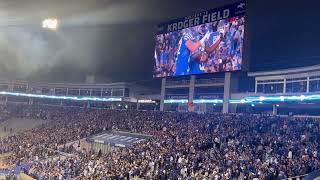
[259,96,265,101]
[42,18,59,30]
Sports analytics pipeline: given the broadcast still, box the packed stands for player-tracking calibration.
[0,103,318,179]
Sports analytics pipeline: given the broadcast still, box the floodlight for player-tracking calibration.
[42,18,58,30]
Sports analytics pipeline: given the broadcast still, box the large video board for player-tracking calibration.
[154,1,246,77]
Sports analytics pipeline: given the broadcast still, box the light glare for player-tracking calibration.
[42,18,58,30]
[259,96,265,101]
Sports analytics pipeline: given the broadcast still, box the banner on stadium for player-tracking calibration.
[157,1,245,34]
[195,94,224,99]
[166,95,189,99]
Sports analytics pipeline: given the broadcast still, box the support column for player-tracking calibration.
[29,98,33,105]
[188,75,196,112]
[87,101,90,108]
[283,79,286,94]
[307,77,310,93]
[273,104,278,116]
[223,72,231,113]
[160,78,166,111]
[136,101,140,111]
[229,104,237,113]
[255,80,258,94]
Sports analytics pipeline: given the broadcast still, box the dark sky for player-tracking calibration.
[0,0,320,83]
[248,0,320,71]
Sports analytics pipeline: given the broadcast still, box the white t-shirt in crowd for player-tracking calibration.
[288,151,292,159]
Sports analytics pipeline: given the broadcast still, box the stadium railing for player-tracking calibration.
[166,80,190,86]
[195,78,224,85]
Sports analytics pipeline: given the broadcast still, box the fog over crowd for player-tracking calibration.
[1,0,320,82]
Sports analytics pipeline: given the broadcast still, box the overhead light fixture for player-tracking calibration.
[42,18,59,30]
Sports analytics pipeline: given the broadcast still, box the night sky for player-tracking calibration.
[0,0,320,83]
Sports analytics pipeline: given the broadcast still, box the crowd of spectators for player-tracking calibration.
[0,103,319,179]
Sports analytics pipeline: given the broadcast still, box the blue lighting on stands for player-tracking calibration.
[229,100,240,104]
[245,94,320,102]
[0,91,121,102]
[1,91,320,104]
[193,99,223,104]
[164,99,223,104]
[164,99,188,104]
[164,94,320,104]
[229,99,254,104]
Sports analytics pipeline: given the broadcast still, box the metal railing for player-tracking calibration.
[166,80,190,86]
[195,79,224,85]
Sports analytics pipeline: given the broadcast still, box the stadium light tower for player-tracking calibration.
[42,18,59,30]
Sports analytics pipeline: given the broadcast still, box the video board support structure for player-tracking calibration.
[188,75,196,112]
[307,77,310,93]
[223,72,231,113]
[160,78,166,111]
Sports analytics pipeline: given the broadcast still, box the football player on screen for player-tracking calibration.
[174,29,211,76]
[188,27,225,74]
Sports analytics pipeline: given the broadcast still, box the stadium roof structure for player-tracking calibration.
[87,131,152,148]
[0,79,130,89]
[248,64,320,77]
[0,0,225,27]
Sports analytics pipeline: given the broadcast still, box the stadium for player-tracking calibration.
[0,0,319,179]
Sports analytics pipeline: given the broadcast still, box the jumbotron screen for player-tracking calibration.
[153,1,246,77]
